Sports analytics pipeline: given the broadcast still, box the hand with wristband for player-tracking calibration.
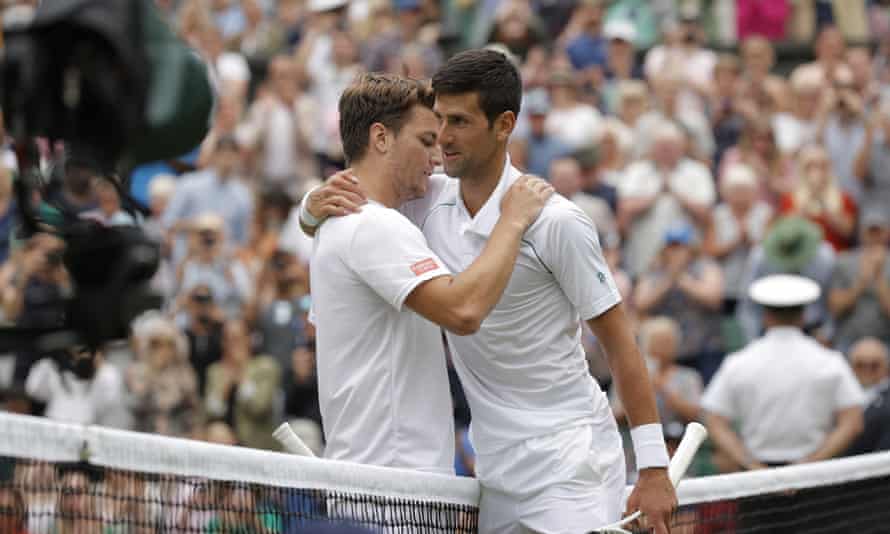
[299,170,367,236]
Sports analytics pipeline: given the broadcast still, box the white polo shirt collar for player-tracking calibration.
[453,155,518,238]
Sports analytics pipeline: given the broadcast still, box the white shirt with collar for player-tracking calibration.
[310,200,456,474]
[702,326,866,463]
[400,158,622,489]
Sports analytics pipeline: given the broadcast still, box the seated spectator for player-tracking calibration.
[853,100,890,215]
[25,347,129,428]
[613,316,703,430]
[205,319,282,451]
[618,121,716,277]
[162,135,254,255]
[548,156,616,240]
[845,337,890,455]
[3,234,69,384]
[176,213,253,318]
[780,144,857,251]
[545,69,603,150]
[634,225,724,383]
[283,342,321,428]
[704,164,773,311]
[719,117,794,209]
[737,217,836,342]
[127,312,201,437]
[828,211,890,352]
[519,89,571,178]
[251,250,309,370]
[175,284,225,394]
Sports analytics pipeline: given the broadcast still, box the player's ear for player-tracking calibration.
[494,111,516,143]
[370,122,391,154]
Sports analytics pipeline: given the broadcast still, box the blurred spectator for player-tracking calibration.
[364,0,442,73]
[704,164,773,311]
[177,284,225,393]
[604,0,658,50]
[5,234,70,384]
[845,47,879,111]
[0,163,17,265]
[207,483,276,533]
[199,25,251,99]
[204,420,238,446]
[176,213,253,316]
[80,179,136,227]
[738,36,788,116]
[845,337,890,455]
[774,66,824,154]
[519,89,571,178]
[635,76,714,162]
[251,250,309,368]
[612,79,648,144]
[143,174,176,245]
[618,121,715,277]
[283,343,321,428]
[854,101,890,215]
[14,461,56,534]
[163,135,254,251]
[643,14,716,99]
[545,69,603,150]
[828,211,890,352]
[573,145,617,214]
[780,144,857,251]
[198,93,245,170]
[707,54,746,169]
[238,56,313,193]
[25,348,129,428]
[820,66,869,200]
[101,470,160,534]
[602,18,642,84]
[486,0,546,61]
[0,486,27,534]
[635,224,725,383]
[719,117,794,209]
[205,319,282,451]
[549,157,616,241]
[55,469,101,534]
[46,156,97,217]
[239,187,297,277]
[737,217,837,342]
[127,312,201,437]
[238,0,285,61]
[562,1,607,72]
[805,26,848,83]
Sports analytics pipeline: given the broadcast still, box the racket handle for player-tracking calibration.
[273,422,316,457]
[669,422,707,487]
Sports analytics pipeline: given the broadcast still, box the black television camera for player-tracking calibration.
[0,0,214,356]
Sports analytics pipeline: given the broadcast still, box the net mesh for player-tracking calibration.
[0,412,479,533]
[2,411,890,534]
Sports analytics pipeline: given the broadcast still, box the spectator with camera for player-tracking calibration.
[175,284,224,394]
[176,213,252,319]
[250,250,309,373]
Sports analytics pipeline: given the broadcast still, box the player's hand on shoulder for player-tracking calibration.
[500,175,553,229]
[307,169,367,219]
[626,467,677,534]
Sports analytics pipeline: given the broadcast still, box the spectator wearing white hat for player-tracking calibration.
[703,274,865,469]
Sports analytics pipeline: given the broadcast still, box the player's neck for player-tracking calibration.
[351,161,400,209]
[460,148,507,217]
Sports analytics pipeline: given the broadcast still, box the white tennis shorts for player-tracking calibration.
[476,420,627,534]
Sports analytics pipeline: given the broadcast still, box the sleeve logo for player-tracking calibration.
[411,258,439,276]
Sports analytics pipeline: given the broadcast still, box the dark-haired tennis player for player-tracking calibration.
[310,72,552,475]
[303,50,675,533]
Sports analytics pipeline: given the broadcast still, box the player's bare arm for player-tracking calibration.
[405,176,553,335]
[587,303,677,534]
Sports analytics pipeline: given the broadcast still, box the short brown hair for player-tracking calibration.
[338,73,435,165]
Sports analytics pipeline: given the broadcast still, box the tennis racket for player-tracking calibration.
[593,422,708,534]
[273,422,317,457]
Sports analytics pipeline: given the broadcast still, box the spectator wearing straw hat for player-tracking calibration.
[828,210,890,352]
[736,216,836,343]
[845,337,890,455]
[703,274,865,469]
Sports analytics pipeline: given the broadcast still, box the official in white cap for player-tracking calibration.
[702,274,865,470]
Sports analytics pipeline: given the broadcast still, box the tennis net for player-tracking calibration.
[0,412,479,533]
[2,410,890,534]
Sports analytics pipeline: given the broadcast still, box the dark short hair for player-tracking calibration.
[338,73,435,165]
[431,49,522,126]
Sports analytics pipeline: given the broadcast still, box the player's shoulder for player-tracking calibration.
[531,194,595,234]
[322,203,417,242]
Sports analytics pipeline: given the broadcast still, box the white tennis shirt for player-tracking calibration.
[702,326,865,463]
[400,158,622,488]
[310,201,456,474]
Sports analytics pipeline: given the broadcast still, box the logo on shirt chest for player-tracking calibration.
[410,258,439,276]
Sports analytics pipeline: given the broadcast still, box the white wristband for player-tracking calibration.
[630,423,670,470]
[299,189,322,228]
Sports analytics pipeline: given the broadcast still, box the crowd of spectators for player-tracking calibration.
[0,0,889,484]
